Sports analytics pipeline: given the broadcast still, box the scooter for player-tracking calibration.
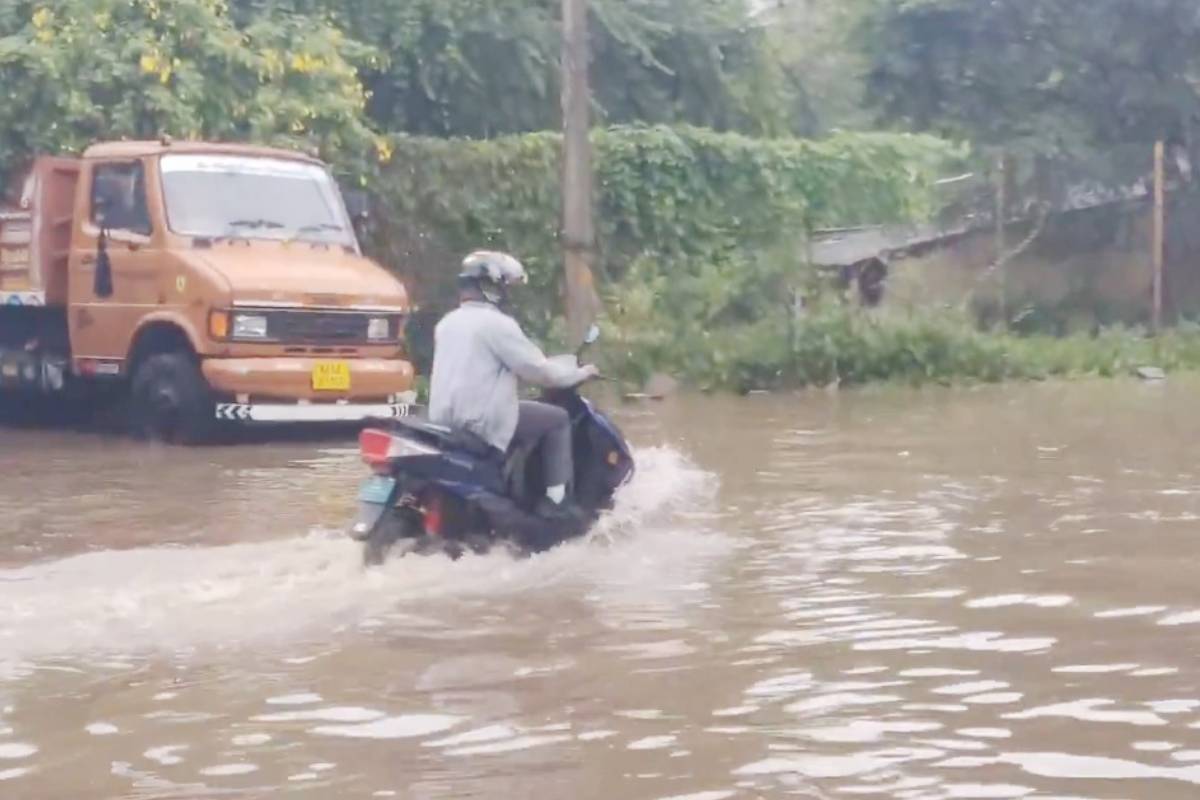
[348,326,635,565]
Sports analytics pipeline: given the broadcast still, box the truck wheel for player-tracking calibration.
[130,353,215,444]
[0,392,24,426]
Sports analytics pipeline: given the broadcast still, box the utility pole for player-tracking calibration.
[1152,139,1165,335]
[994,153,1008,328]
[561,0,601,346]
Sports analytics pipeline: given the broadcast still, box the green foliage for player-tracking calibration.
[610,301,1200,392]
[0,0,868,173]
[367,124,961,375]
[235,0,802,139]
[365,116,1200,392]
[755,0,875,135]
[0,0,876,169]
[863,0,1200,169]
[0,0,378,177]
[239,0,560,137]
[588,0,792,136]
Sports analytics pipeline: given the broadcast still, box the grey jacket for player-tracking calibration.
[428,302,591,451]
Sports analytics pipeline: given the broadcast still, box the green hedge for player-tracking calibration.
[365,125,961,378]
[742,307,1200,391]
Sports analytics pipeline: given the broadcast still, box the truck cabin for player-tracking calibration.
[0,141,413,443]
[81,141,364,252]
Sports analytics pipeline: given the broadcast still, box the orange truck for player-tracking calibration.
[0,139,416,441]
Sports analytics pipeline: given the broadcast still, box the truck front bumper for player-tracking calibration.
[201,356,417,424]
[214,401,413,423]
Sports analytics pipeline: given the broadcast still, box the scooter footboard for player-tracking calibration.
[473,493,589,554]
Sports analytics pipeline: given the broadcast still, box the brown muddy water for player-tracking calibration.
[2,379,1200,799]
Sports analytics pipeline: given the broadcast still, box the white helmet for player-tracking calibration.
[459,250,528,304]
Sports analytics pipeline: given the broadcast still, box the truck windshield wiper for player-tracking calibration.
[287,222,345,244]
[201,218,287,244]
[228,219,286,232]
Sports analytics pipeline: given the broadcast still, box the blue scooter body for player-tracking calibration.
[351,384,635,563]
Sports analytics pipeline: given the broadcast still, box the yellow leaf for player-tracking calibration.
[375,137,393,164]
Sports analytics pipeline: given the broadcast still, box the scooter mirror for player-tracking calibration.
[576,324,601,360]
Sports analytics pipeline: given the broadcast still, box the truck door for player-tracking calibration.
[69,160,163,370]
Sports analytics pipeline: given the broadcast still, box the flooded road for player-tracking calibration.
[3,379,1200,799]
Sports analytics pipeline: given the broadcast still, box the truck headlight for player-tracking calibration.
[367,317,390,341]
[232,314,269,340]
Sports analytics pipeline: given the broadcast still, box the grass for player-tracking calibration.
[603,306,1200,392]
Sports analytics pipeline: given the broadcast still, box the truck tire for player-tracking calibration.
[130,352,216,444]
[0,380,90,428]
[0,391,24,426]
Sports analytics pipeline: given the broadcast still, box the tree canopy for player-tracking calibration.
[0,0,378,175]
[863,0,1200,177]
[234,0,795,138]
[0,0,866,171]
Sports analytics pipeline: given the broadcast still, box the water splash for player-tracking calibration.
[0,447,720,666]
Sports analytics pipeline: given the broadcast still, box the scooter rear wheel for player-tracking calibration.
[363,509,421,567]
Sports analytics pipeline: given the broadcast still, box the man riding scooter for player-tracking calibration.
[428,250,599,521]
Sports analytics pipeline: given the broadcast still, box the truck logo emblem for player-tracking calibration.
[176,276,187,293]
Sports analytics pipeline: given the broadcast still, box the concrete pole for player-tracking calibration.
[561,0,602,346]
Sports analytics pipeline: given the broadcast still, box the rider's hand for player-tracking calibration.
[579,364,601,382]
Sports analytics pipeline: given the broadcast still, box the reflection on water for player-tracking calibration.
[3,378,1200,798]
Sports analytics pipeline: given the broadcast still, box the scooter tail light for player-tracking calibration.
[424,494,443,537]
[359,428,394,467]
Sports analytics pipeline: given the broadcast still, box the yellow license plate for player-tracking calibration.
[312,361,351,392]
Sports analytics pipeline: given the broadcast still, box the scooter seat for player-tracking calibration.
[390,415,499,461]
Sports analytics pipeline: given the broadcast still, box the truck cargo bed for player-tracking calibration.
[0,209,37,303]
[0,158,79,308]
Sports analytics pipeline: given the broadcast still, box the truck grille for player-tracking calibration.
[263,310,399,344]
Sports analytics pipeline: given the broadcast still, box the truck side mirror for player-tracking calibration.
[93,191,110,227]
[94,228,113,298]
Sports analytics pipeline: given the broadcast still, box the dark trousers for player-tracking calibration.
[509,401,572,491]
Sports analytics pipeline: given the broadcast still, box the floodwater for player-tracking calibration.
[2,379,1200,799]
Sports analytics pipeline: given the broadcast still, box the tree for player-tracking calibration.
[0,0,378,178]
[862,0,1200,186]
[752,0,875,136]
[589,0,792,135]
[234,0,796,139]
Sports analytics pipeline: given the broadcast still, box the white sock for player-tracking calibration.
[546,485,566,504]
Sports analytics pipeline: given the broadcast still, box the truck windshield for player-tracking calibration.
[160,154,356,247]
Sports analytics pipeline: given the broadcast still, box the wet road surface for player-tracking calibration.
[3,379,1200,799]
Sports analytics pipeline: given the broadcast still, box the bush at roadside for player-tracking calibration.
[607,301,1200,393]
